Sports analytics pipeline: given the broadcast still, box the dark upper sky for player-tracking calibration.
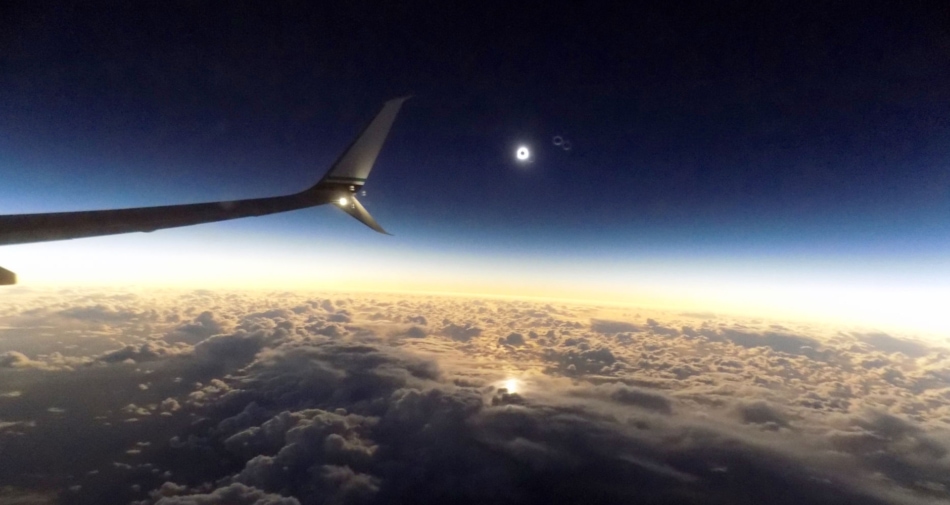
[2,1,949,261]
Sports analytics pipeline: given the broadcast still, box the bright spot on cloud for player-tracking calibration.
[503,378,520,394]
[515,146,530,162]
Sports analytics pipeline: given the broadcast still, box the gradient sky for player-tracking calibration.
[1,2,949,333]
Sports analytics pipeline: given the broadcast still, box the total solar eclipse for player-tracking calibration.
[515,146,531,162]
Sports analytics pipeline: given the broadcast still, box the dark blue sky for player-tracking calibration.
[1,1,949,304]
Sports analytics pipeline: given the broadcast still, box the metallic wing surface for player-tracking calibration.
[0,97,410,285]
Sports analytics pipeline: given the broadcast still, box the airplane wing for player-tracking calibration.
[0,96,410,285]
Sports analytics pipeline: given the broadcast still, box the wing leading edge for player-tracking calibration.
[0,96,409,285]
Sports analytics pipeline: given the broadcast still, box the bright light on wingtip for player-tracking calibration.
[338,197,348,206]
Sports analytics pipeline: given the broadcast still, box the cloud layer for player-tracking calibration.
[0,288,948,505]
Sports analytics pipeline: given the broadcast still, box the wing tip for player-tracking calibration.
[387,95,412,106]
[0,266,17,285]
[341,196,392,236]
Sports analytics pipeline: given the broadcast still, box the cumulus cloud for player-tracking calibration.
[140,333,919,504]
[856,332,930,358]
[591,318,641,334]
[402,326,426,338]
[58,304,143,322]
[152,482,299,505]
[502,332,525,346]
[166,311,230,344]
[0,350,43,368]
[598,383,673,414]
[3,288,950,505]
[1,350,91,370]
[160,398,181,413]
[318,465,379,505]
[699,327,822,356]
[734,400,791,430]
[439,321,482,341]
[327,311,352,323]
[543,346,619,376]
[98,341,190,363]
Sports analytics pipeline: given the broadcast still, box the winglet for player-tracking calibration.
[315,96,410,191]
[308,97,409,235]
[339,196,391,235]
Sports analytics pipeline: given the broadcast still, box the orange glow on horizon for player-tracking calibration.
[1,236,947,338]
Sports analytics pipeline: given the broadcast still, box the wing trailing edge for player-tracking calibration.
[0,97,410,284]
